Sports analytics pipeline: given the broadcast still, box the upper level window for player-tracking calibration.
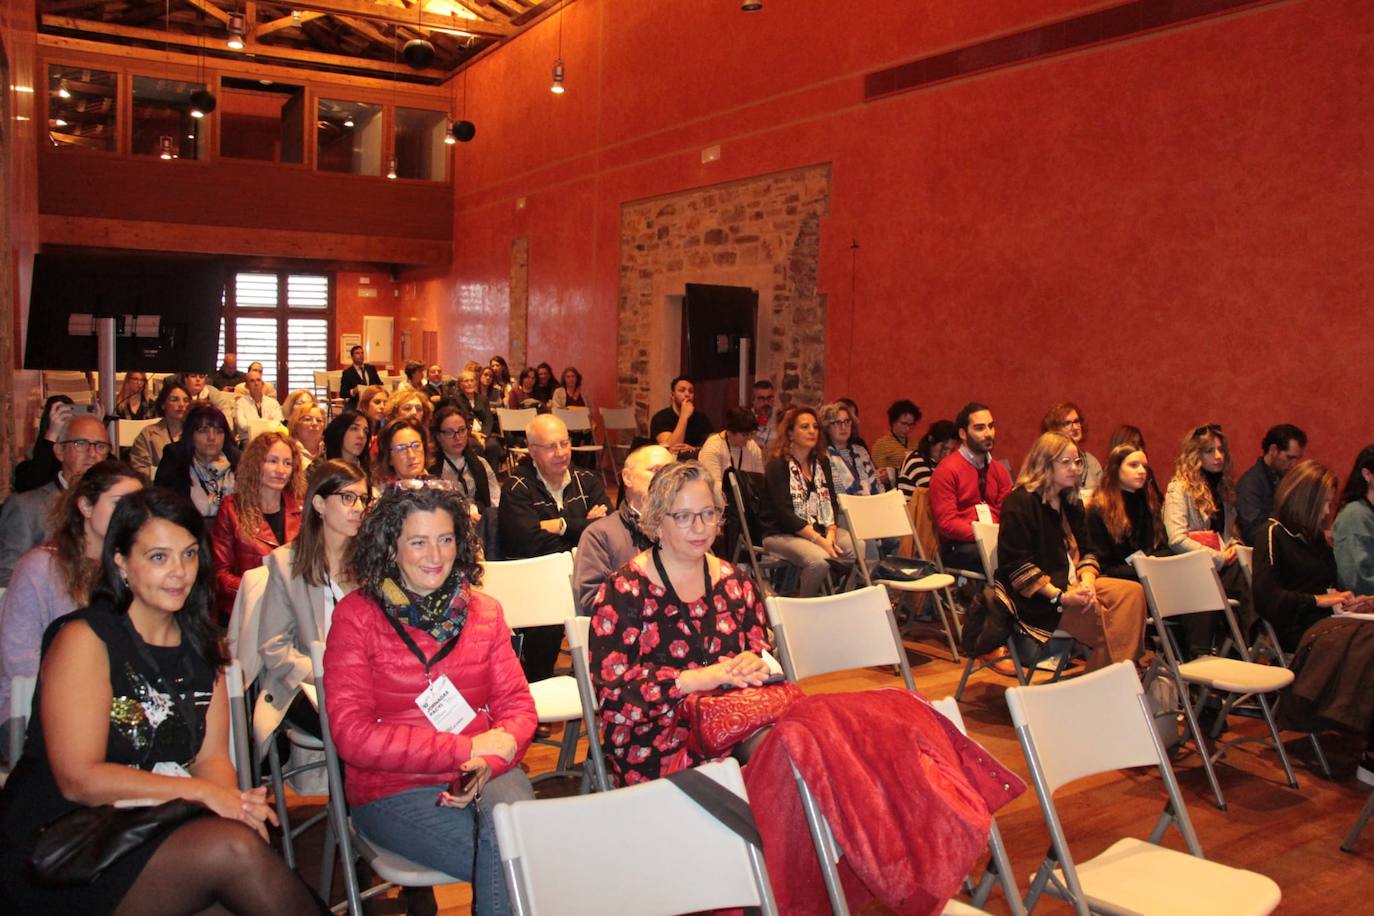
[220,78,305,164]
[48,64,117,151]
[394,107,448,181]
[132,76,208,160]
[317,98,382,176]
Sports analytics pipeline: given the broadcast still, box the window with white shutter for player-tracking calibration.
[219,270,334,400]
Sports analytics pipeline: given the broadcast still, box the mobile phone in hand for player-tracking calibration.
[449,768,479,795]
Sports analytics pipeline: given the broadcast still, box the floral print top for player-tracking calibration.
[588,557,770,786]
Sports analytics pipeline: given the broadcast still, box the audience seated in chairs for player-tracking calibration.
[1334,444,1374,595]
[589,460,775,786]
[820,400,885,498]
[928,401,1012,573]
[896,418,957,497]
[129,380,191,481]
[256,460,369,743]
[996,431,1148,672]
[651,375,714,460]
[388,388,433,432]
[1040,401,1102,492]
[211,430,304,623]
[234,366,284,446]
[153,402,239,519]
[868,398,920,481]
[573,444,673,616]
[530,362,557,409]
[698,407,766,496]
[322,483,535,914]
[1258,460,1374,783]
[486,355,512,405]
[429,406,503,559]
[1085,443,1167,580]
[506,366,539,410]
[451,369,505,469]
[0,488,320,915]
[0,459,144,762]
[759,406,856,597]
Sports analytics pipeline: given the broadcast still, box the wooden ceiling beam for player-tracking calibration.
[254,10,324,37]
[40,15,451,79]
[333,14,395,49]
[285,0,513,37]
[183,0,231,26]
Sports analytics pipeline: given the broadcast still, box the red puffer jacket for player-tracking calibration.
[323,588,537,808]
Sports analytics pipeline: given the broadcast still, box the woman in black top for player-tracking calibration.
[759,406,855,597]
[154,402,240,519]
[1085,444,1165,580]
[996,432,1148,671]
[0,489,318,915]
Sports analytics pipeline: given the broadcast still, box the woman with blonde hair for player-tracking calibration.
[280,389,318,423]
[1163,423,1240,565]
[996,431,1147,671]
[115,370,155,420]
[387,388,433,431]
[211,430,305,621]
[289,403,327,468]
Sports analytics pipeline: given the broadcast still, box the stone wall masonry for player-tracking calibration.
[617,164,831,428]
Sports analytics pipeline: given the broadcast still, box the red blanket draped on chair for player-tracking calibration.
[743,688,1025,916]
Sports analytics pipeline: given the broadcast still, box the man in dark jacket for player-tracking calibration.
[1237,423,1306,546]
[499,414,612,682]
[572,444,673,616]
[340,344,382,407]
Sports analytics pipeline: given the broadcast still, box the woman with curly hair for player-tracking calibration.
[374,418,431,490]
[154,402,239,519]
[0,460,144,759]
[387,388,432,431]
[1041,402,1102,492]
[997,432,1147,671]
[1085,443,1166,580]
[589,460,774,785]
[323,482,535,915]
[1163,423,1240,565]
[211,430,304,621]
[0,488,321,914]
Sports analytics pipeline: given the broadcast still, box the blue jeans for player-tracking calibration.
[352,769,533,916]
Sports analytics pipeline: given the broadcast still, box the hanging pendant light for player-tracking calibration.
[550,59,565,95]
[387,157,398,180]
[57,79,72,99]
[159,135,176,159]
[227,12,246,50]
[189,88,217,118]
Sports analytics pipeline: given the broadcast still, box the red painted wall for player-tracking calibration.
[407,0,1374,477]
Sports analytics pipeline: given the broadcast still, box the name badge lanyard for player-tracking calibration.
[380,611,460,683]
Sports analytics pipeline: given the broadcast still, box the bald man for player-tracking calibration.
[0,413,112,586]
[572,444,674,616]
[499,414,612,680]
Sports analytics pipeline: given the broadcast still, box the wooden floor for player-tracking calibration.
[287,629,1374,914]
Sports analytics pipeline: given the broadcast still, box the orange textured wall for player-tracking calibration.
[406,0,1374,475]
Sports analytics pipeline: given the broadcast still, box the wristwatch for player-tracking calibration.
[557,517,568,536]
[1050,590,1062,607]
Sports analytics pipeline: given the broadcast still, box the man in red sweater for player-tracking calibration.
[928,402,1012,572]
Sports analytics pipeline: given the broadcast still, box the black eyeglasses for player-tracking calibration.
[329,491,375,508]
[436,427,469,438]
[60,439,112,455]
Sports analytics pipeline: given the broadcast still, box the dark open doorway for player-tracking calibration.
[680,282,758,427]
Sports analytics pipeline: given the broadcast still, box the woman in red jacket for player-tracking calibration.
[324,481,535,916]
[211,430,304,621]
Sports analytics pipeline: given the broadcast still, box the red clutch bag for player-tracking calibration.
[681,681,805,758]
[1186,530,1222,551]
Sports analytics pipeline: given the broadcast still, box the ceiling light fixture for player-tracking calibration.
[550,4,566,95]
[386,157,398,180]
[57,79,72,99]
[189,89,216,118]
[53,117,67,127]
[159,135,176,159]
[445,122,457,145]
[403,0,435,70]
[227,12,246,50]
[343,116,355,128]
[449,68,475,144]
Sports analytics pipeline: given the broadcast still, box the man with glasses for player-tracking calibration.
[0,414,111,586]
[1237,423,1308,546]
[573,444,674,616]
[500,414,612,682]
[870,399,922,483]
[1040,402,1101,491]
[751,379,777,451]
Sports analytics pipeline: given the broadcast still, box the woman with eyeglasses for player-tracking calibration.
[429,407,501,558]
[0,460,145,763]
[154,402,239,520]
[759,406,856,597]
[818,401,884,497]
[129,381,192,479]
[323,482,535,916]
[589,460,774,786]
[996,431,1148,671]
[1041,402,1102,493]
[211,430,305,622]
[323,408,372,480]
[115,370,155,421]
[256,460,370,741]
[374,418,431,490]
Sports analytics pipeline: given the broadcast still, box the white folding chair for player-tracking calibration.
[765,584,915,690]
[480,553,584,783]
[954,521,1073,701]
[1008,661,1281,916]
[930,697,1025,915]
[246,417,288,444]
[494,407,538,473]
[564,616,609,793]
[117,418,160,450]
[310,642,463,914]
[43,370,94,404]
[838,490,960,660]
[493,758,778,916]
[6,674,37,768]
[598,406,639,476]
[381,374,405,391]
[1132,551,1299,811]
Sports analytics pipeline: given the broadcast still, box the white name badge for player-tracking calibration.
[415,674,477,735]
[974,503,993,524]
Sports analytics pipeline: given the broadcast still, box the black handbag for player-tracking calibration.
[872,556,937,582]
[31,799,206,885]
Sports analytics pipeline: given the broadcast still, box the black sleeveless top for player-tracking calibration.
[0,601,216,913]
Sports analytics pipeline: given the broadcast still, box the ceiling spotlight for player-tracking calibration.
[550,59,565,95]
[53,117,67,127]
[386,157,398,180]
[444,123,457,146]
[343,117,355,128]
[159,135,176,160]
[57,79,72,99]
[451,119,476,143]
[741,1,763,9]
[189,89,217,118]
[227,12,246,50]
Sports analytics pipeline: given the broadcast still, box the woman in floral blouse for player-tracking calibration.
[589,461,773,786]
